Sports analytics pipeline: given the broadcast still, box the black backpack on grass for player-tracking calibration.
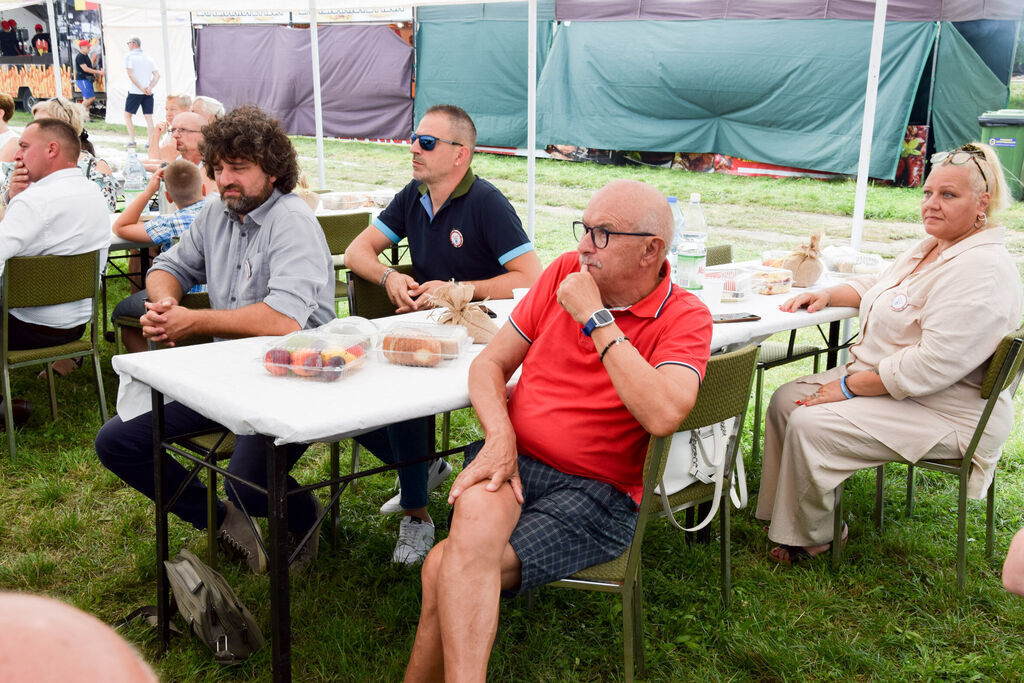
[164,549,265,663]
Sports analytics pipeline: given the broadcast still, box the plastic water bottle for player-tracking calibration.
[678,193,708,290]
[667,196,686,284]
[683,192,708,241]
[123,152,147,206]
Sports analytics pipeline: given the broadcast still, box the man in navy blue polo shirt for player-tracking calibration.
[347,104,542,564]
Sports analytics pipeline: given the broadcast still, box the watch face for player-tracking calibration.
[594,308,614,326]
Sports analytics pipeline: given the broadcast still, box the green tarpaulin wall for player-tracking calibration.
[415,2,555,148]
[931,23,1010,154]
[415,13,1012,180]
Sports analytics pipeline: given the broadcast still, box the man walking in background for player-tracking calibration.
[123,37,159,150]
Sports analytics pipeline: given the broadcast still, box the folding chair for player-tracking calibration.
[831,326,1024,589]
[1,250,108,459]
[547,345,758,681]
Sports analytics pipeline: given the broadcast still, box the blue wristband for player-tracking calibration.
[840,375,856,399]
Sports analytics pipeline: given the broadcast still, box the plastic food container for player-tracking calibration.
[378,322,470,368]
[703,266,752,303]
[749,266,794,295]
[262,319,375,381]
[761,250,789,269]
[821,246,886,277]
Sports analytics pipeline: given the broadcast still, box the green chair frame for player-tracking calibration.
[546,345,759,681]
[831,326,1024,589]
[1,250,108,459]
[318,211,371,314]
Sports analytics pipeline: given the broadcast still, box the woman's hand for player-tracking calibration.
[795,380,845,406]
[780,289,831,313]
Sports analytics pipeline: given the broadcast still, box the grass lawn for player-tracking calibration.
[2,86,1024,680]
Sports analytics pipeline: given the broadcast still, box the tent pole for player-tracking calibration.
[309,0,326,190]
[844,0,888,363]
[160,0,172,93]
[526,0,537,240]
[850,0,888,252]
[45,0,60,97]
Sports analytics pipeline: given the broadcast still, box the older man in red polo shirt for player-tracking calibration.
[403,179,713,681]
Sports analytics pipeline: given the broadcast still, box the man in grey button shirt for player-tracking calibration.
[96,106,335,574]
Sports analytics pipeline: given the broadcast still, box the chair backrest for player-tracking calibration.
[980,326,1024,399]
[3,251,100,310]
[705,244,733,267]
[346,263,416,319]
[674,343,760,436]
[624,345,758,577]
[318,212,371,256]
[959,326,1024,469]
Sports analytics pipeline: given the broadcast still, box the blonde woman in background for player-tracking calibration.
[756,142,1022,564]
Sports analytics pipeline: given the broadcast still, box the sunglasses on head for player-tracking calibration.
[410,133,462,152]
[931,144,989,193]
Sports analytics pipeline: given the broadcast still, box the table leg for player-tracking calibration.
[825,320,841,369]
[152,388,171,650]
[266,440,291,682]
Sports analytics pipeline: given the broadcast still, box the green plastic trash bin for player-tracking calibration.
[978,109,1024,201]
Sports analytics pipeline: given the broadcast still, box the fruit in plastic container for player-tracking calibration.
[291,348,323,376]
[321,354,346,382]
[264,348,291,376]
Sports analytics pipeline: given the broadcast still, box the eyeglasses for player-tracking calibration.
[572,221,656,249]
[931,144,989,193]
[170,127,200,136]
[410,133,462,152]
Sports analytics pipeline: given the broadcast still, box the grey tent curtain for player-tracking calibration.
[536,20,936,179]
[195,24,413,138]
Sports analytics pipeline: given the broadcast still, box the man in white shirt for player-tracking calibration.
[0,118,110,422]
[123,37,159,149]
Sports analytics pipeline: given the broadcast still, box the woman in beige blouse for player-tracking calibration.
[757,142,1023,564]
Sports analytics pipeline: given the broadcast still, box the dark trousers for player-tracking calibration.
[95,401,316,533]
[7,313,85,350]
[354,416,433,510]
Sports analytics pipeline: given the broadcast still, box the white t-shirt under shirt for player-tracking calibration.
[125,48,157,95]
[0,167,110,328]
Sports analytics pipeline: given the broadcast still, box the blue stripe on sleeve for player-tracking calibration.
[498,242,535,266]
[372,217,400,244]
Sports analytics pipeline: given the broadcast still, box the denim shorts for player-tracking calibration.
[463,441,639,596]
[76,79,94,99]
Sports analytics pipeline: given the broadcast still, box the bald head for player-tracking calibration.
[0,593,158,682]
[590,180,673,258]
[171,111,206,161]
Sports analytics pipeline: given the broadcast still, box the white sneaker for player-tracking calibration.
[392,516,435,565]
[379,459,453,514]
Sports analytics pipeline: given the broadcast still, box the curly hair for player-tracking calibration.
[199,105,298,193]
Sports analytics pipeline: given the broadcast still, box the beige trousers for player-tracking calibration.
[754,376,960,547]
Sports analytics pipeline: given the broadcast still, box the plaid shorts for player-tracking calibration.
[463,441,639,596]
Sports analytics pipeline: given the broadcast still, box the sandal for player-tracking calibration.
[769,522,848,566]
[38,357,84,379]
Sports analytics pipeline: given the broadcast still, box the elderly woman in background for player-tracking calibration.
[0,97,117,211]
[756,142,1023,564]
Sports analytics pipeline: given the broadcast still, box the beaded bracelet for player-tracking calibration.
[839,375,857,399]
[599,336,630,362]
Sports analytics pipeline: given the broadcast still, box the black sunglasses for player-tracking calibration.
[411,133,462,152]
[572,221,656,249]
